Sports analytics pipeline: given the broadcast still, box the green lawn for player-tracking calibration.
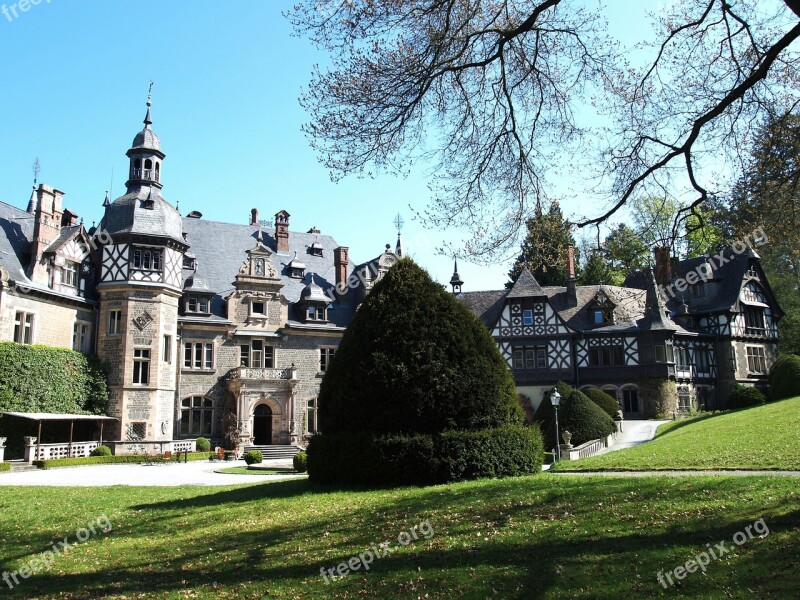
[0,475,797,599]
[552,396,800,471]
[215,466,303,475]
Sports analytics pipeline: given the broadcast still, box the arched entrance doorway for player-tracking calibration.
[253,404,272,445]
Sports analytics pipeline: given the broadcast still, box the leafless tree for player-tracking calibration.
[289,0,800,259]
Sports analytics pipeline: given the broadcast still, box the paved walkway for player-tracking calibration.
[593,418,668,455]
[0,459,305,487]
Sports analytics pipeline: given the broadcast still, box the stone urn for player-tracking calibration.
[561,430,573,449]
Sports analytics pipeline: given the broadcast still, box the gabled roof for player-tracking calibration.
[458,290,508,329]
[43,225,85,254]
[180,217,358,328]
[507,268,545,298]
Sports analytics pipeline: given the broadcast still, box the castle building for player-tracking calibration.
[0,99,785,457]
[458,244,783,418]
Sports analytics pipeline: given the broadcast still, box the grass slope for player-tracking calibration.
[0,475,797,599]
[553,396,800,471]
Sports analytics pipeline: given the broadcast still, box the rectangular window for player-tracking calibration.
[692,283,705,298]
[239,340,274,368]
[72,322,91,353]
[589,346,624,366]
[677,387,692,412]
[513,348,524,369]
[108,310,121,335]
[522,310,533,326]
[63,261,79,287]
[675,346,690,370]
[133,348,151,385]
[307,398,317,433]
[744,307,766,335]
[180,396,213,436]
[163,335,172,363]
[320,347,336,372]
[251,301,266,316]
[654,345,674,363]
[515,346,547,369]
[183,342,214,370]
[240,344,250,367]
[746,346,768,374]
[13,312,34,344]
[132,248,163,271]
[695,347,711,373]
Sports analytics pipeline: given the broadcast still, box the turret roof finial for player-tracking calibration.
[144,81,154,127]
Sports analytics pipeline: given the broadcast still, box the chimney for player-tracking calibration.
[274,210,290,253]
[566,246,577,306]
[654,247,672,285]
[28,184,66,283]
[250,208,259,227]
[334,246,349,290]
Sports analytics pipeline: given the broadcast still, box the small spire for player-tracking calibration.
[143,81,154,127]
[395,232,403,257]
[102,190,110,208]
[450,257,464,295]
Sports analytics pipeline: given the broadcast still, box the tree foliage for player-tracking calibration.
[533,383,615,449]
[290,0,800,257]
[506,202,576,287]
[319,258,523,434]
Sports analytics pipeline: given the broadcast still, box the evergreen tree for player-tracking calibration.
[507,202,577,287]
[603,224,649,284]
[579,249,613,286]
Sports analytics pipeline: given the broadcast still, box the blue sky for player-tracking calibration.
[0,0,655,291]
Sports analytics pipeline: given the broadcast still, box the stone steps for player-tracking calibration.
[9,462,39,472]
[242,445,303,460]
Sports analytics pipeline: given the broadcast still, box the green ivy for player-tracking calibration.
[0,342,109,415]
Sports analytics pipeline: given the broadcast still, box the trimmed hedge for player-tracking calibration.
[0,462,10,473]
[90,445,112,457]
[293,451,308,473]
[534,383,615,449]
[0,342,108,414]
[244,450,263,465]
[195,437,211,452]
[769,354,800,401]
[33,451,210,469]
[583,387,621,418]
[307,425,543,486]
[729,384,768,409]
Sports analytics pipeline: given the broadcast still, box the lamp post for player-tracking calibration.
[550,387,561,462]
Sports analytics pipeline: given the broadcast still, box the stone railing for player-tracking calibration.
[559,433,616,461]
[25,440,101,461]
[227,366,297,381]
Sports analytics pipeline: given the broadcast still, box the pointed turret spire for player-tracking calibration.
[143,81,153,127]
[102,191,110,209]
[450,257,464,295]
[395,232,403,257]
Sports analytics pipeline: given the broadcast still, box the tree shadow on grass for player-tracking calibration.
[654,413,717,438]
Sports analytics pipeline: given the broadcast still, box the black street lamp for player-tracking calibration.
[551,387,561,462]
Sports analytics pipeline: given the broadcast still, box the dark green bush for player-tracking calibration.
[90,445,112,457]
[769,354,800,400]
[534,383,615,449]
[583,387,621,418]
[0,462,11,472]
[33,451,210,469]
[195,437,211,452]
[318,259,522,435]
[729,384,768,409]
[244,450,263,465]
[0,342,108,414]
[307,426,542,486]
[293,451,308,473]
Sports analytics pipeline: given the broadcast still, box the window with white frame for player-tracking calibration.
[132,247,162,272]
[677,386,692,412]
[522,309,534,326]
[108,309,121,335]
[185,295,210,314]
[14,311,34,344]
[240,340,274,368]
[133,348,151,384]
[183,342,214,370]
[320,347,336,372]
[675,346,690,370]
[63,261,79,287]
[72,321,91,354]
[250,300,267,318]
[513,346,547,369]
[746,346,768,374]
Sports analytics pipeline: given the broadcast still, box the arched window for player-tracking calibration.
[144,159,153,181]
[155,162,160,182]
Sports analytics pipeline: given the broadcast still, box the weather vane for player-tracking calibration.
[393,213,404,235]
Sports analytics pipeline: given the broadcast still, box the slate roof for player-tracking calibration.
[101,187,186,246]
[507,268,545,298]
[0,200,34,282]
[180,216,358,328]
[458,290,507,329]
[44,225,83,254]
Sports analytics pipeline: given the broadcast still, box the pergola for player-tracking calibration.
[1,412,118,459]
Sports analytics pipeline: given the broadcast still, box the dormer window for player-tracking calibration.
[182,256,196,269]
[309,240,323,257]
[307,306,327,321]
[590,290,615,326]
[142,198,155,210]
[185,295,210,315]
[251,300,266,316]
[288,251,306,279]
[63,261,79,287]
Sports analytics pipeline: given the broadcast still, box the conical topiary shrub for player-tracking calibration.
[308,258,542,485]
[534,382,615,449]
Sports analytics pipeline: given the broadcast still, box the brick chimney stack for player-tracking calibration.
[250,208,259,227]
[274,210,290,253]
[566,246,577,306]
[334,246,349,290]
[28,184,66,281]
[654,247,672,284]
